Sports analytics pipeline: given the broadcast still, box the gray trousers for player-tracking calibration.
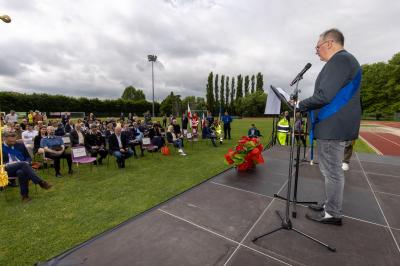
[317,139,346,218]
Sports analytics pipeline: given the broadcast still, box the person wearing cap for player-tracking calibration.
[5,110,18,124]
[2,130,52,202]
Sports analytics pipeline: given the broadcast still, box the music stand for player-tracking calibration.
[252,85,335,252]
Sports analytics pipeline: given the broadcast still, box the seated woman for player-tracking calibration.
[166,125,187,156]
[203,121,217,147]
[33,126,47,155]
[149,122,164,150]
[248,124,262,138]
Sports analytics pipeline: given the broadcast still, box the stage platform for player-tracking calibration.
[38,146,400,266]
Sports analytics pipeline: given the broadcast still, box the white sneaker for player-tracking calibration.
[178,149,183,153]
[180,153,187,156]
[342,163,349,171]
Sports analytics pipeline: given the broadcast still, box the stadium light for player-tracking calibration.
[0,15,11,23]
[148,55,157,118]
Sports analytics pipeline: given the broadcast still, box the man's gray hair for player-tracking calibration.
[320,28,344,46]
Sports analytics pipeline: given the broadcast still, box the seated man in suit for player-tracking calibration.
[85,124,108,165]
[69,123,86,147]
[108,126,133,168]
[40,126,73,177]
[2,131,52,202]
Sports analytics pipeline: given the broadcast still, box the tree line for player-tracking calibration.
[0,91,159,117]
[360,52,400,115]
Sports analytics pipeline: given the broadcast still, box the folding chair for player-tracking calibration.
[142,137,158,155]
[71,146,97,175]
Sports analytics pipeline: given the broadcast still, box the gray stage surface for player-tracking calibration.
[38,146,400,266]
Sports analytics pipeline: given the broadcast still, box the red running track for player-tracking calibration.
[359,131,400,156]
[362,121,400,129]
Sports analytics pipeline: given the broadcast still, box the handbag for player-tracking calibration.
[161,145,170,156]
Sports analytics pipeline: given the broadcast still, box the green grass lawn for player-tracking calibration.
[0,118,375,265]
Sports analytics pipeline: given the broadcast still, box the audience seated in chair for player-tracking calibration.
[131,122,145,157]
[108,126,133,168]
[203,121,217,147]
[166,125,187,156]
[21,123,38,159]
[40,126,73,177]
[33,126,47,155]
[64,120,74,134]
[69,123,86,147]
[85,124,107,165]
[248,124,262,138]
[2,131,52,202]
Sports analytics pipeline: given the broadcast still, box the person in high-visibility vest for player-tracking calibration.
[277,114,290,145]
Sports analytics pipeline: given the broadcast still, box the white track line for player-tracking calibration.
[359,135,383,155]
[210,181,274,200]
[223,180,294,266]
[158,208,292,266]
[355,152,400,253]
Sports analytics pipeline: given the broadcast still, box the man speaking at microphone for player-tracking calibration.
[298,28,361,225]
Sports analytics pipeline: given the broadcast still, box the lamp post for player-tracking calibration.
[0,13,10,188]
[147,54,157,118]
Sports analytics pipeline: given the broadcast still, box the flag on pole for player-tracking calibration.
[187,103,192,129]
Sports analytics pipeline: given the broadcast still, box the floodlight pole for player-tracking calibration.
[148,54,157,118]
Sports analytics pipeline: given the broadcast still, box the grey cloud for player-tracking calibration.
[0,0,399,101]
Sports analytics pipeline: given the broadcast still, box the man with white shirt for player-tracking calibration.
[70,123,85,146]
[21,124,38,158]
[108,126,133,168]
[4,110,18,124]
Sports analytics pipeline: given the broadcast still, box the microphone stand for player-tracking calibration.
[253,78,335,252]
[273,79,317,217]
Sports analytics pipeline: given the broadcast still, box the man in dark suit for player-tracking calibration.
[108,126,133,168]
[69,123,85,146]
[2,131,52,202]
[85,124,108,165]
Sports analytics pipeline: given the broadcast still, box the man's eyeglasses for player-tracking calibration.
[315,40,333,50]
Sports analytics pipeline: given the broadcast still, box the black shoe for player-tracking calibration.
[306,212,342,226]
[308,203,325,212]
[68,169,73,175]
[8,181,18,187]
[98,159,103,165]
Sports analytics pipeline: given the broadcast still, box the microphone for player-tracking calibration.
[290,63,312,86]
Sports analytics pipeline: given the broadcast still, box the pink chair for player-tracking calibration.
[71,146,97,174]
[142,137,158,154]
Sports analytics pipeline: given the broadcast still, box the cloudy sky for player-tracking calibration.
[0,0,399,101]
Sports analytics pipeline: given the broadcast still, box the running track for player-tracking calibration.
[359,131,400,156]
